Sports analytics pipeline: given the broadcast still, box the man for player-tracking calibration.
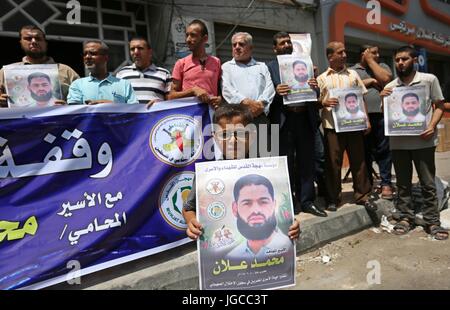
[27,72,57,106]
[381,46,448,240]
[67,40,137,105]
[116,36,171,105]
[317,41,372,211]
[399,93,426,123]
[0,25,79,106]
[351,45,393,199]
[168,20,221,108]
[343,93,365,120]
[225,174,293,261]
[221,32,275,125]
[182,105,299,243]
[291,60,310,90]
[267,32,326,217]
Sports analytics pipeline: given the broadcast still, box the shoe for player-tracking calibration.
[303,204,328,217]
[381,185,393,200]
[326,203,337,212]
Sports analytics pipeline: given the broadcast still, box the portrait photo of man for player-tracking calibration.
[225,174,293,262]
[399,92,426,123]
[27,72,57,106]
[343,92,365,120]
[291,60,310,91]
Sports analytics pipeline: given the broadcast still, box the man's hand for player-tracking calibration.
[362,48,376,64]
[276,84,290,96]
[54,100,66,105]
[366,78,382,91]
[85,100,113,105]
[323,97,339,108]
[146,99,162,109]
[380,88,393,98]
[186,218,203,240]
[191,86,210,104]
[241,99,264,117]
[421,126,435,140]
[0,93,9,108]
[307,78,319,90]
[288,219,300,240]
[208,96,222,109]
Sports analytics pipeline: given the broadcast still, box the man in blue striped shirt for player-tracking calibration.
[116,37,171,105]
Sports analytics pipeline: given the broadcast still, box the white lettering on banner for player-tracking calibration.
[66,0,81,25]
[0,129,113,179]
[366,0,381,25]
[389,21,450,48]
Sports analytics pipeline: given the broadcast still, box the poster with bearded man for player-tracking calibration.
[383,85,429,136]
[277,54,317,105]
[3,64,61,107]
[330,87,368,133]
[196,156,296,290]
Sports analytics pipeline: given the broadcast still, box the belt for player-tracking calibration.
[285,105,307,113]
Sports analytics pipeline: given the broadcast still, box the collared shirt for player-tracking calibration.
[116,63,171,103]
[172,54,221,96]
[384,71,444,150]
[222,58,275,116]
[67,73,138,104]
[317,67,368,129]
[0,56,79,101]
[225,229,293,262]
[351,62,392,113]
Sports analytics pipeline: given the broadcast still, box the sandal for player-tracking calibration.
[425,225,449,241]
[393,220,414,235]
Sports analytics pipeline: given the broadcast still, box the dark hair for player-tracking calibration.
[83,40,109,55]
[188,19,208,37]
[233,174,274,202]
[129,36,151,48]
[272,31,290,46]
[344,92,358,102]
[19,25,46,39]
[27,72,51,85]
[292,60,308,70]
[359,44,375,55]
[213,104,253,125]
[401,92,419,103]
[395,45,418,58]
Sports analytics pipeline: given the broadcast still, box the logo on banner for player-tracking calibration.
[207,201,226,220]
[159,171,194,230]
[150,115,203,167]
[206,178,225,195]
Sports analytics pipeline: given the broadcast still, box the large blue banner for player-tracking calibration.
[0,99,212,289]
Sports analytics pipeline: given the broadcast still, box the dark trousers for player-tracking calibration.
[365,113,392,186]
[392,147,440,226]
[280,112,315,208]
[324,129,371,204]
[314,128,327,197]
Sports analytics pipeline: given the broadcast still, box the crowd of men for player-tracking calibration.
[0,22,448,240]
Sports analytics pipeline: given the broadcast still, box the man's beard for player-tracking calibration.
[31,90,53,102]
[236,211,277,241]
[403,107,420,117]
[396,65,414,78]
[294,74,308,83]
[24,49,46,60]
[347,105,359,114]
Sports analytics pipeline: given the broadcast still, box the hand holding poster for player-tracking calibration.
[3,64,62,107]
[196,156,296,290]
[383,85,430,136]
[330,87,368,133]
[277,55,317,105]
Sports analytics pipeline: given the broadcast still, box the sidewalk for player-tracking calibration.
[50,151,450,290]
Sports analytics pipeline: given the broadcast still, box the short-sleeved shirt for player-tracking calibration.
[116,63,171,103]
[172,54,221,96]
[351,63,392,113]
[384,71,444,150]
[67,73,138,104]
[317,67,368,129]
[0,56,79,101]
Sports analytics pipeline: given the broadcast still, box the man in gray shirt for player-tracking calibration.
[351,45,393,199]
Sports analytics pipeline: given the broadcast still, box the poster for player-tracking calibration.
[383,85,430,136]
[289,33,312,57]
[3,64,62,107]
[196,156,296,290]
[330,87,368,133]
[277,54,317,105]
[0,98,211,290]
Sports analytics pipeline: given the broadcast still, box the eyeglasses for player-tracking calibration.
[214,129,250,141]
[83,51,105,57]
